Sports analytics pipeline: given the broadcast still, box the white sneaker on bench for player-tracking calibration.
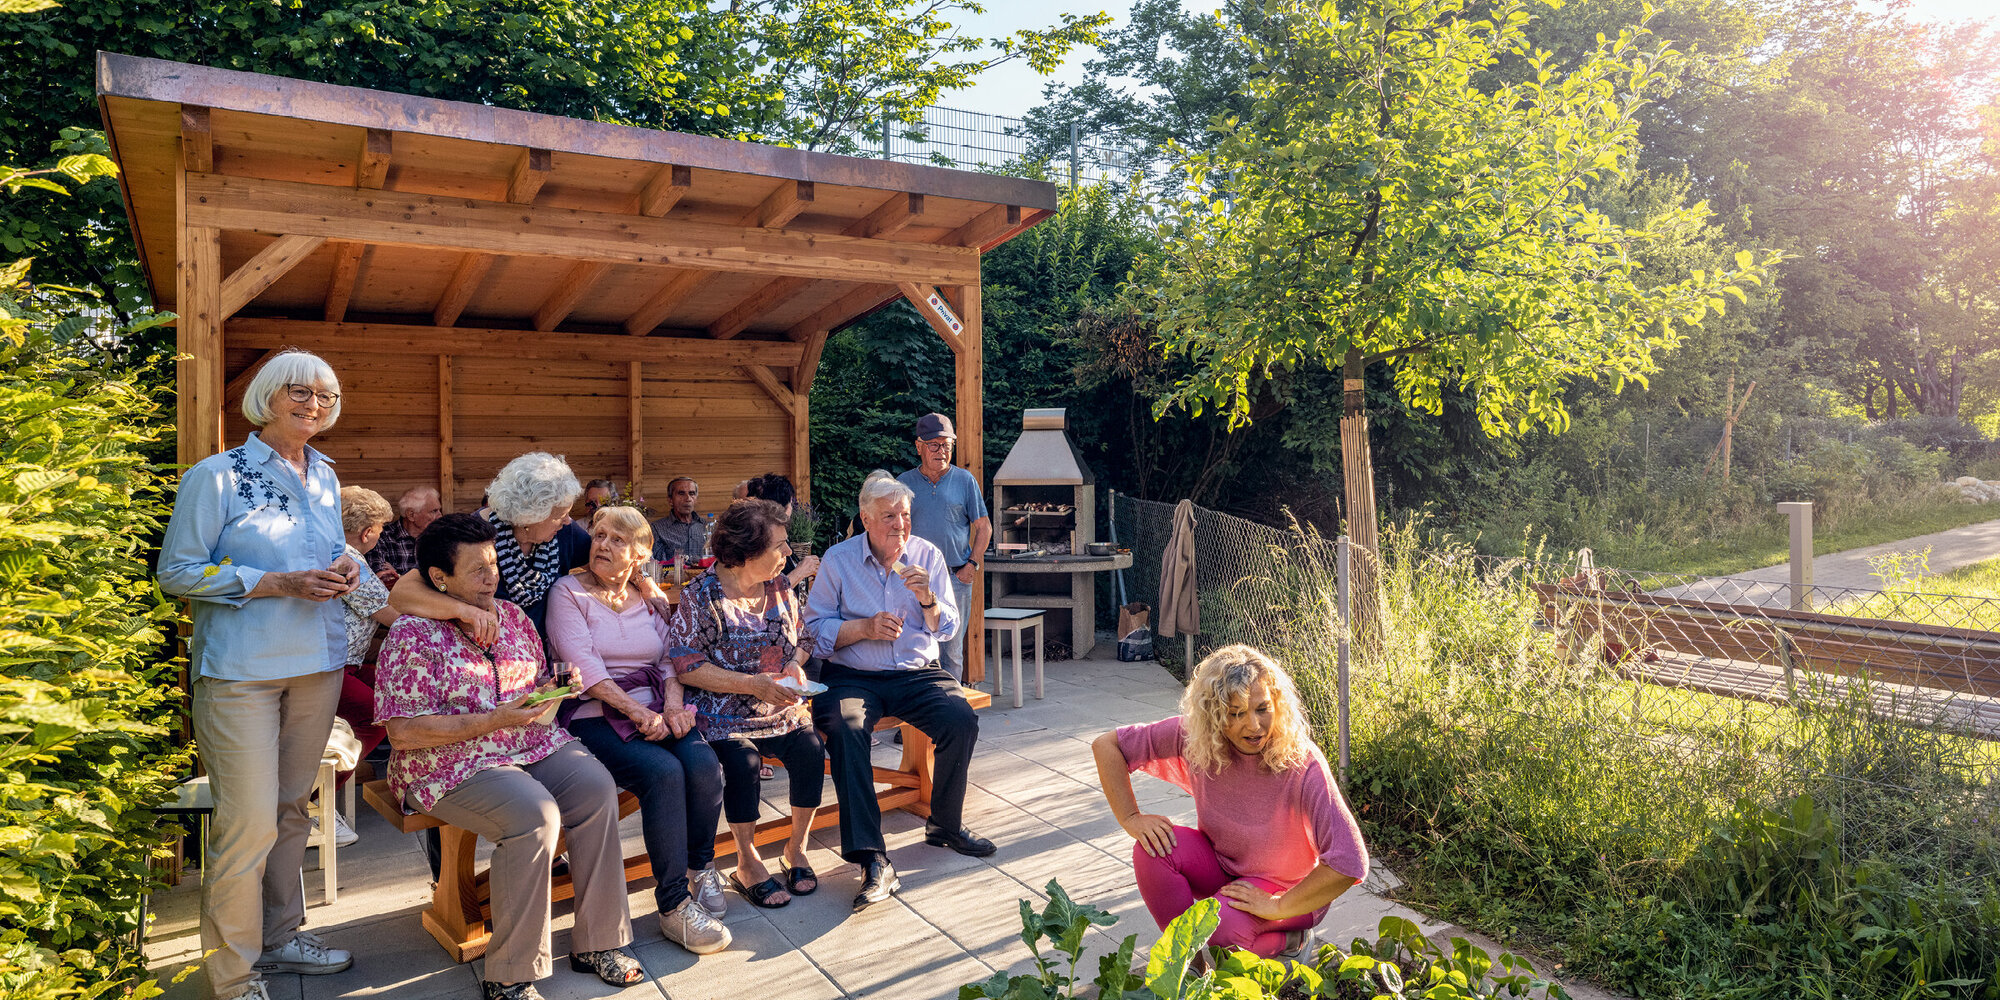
[255,930,353,975]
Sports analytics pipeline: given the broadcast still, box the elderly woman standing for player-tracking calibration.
[672,499,826,908]
[545,506,730,954]
[390,452,594,639]
[158,349,360,1000]
[375,514,640,1000]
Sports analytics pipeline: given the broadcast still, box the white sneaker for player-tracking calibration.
[254,930,353,975]
[223,981,272,1000]
[659,897,732,955]
[330,811,359,847]
[691,866,727,918]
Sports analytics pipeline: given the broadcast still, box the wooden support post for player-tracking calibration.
[178,104,223,465]
[438,355,454,509]
[946,281,985,684]
[793,330,829,505]
[899,282,966,352]
[740,365,798,415]
[628,361,643,490]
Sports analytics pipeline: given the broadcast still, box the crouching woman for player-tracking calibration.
[373,513,641,1000]
[1092,644,1369,958]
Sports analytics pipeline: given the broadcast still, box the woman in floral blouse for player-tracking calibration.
[671,499,825,909]
[373,514,640,1000]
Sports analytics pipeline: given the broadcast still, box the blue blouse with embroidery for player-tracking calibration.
[158,432,347,680]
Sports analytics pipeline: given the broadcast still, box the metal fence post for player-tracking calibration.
[882,107,892,159]
[1336,534,1352,778]
[1779,501,1815,611]
[1069,122,1079,190]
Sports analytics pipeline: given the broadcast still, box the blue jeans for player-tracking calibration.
[939,576,974,681]
[569,716,723,912]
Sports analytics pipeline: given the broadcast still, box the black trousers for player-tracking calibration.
[710,727,826,825]
[811,662,978,861]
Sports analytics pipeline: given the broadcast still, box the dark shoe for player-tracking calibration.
[731,872,791,908]
[924,823,996,857]
[568,949,643,985]
[785,863,818,896]
[852,855,899,911]
[482,982,546,1000]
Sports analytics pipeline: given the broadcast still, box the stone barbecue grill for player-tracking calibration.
[985,409,1131,658]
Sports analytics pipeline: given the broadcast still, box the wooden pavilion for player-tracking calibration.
[98,53,1060,679]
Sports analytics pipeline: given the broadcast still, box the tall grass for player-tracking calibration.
[1215,522,2000,999]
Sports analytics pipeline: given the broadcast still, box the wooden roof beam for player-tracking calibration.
[754,179,814,229]
[184,173,980,286]
[783,282,898,343]
[358,128,392,188]
[625,271,702,336]
[219,234,325,318]
[228,317,807,367]
[948,203,1021,248]
[533,261,613,331]
[635,163,691,217]
[706,192,924,340]
[323,242,366,322]
[432,252,494,327]
[180,104,212,172]
[794,328,831,396]
[507,147,553,205]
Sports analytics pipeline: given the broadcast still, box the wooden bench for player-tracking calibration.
[364,687,992,962]
[1534,583,2000,733]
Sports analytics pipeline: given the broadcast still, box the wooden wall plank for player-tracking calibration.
[438,355,453,507]
[628,361,643,488]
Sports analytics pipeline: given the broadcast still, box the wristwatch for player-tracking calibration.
[968,558,982,569]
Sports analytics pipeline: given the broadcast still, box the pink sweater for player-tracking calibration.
[544,575,673,721]
[1116,715,1369,890]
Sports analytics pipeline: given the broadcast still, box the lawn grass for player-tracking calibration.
[1589,496,2000,578]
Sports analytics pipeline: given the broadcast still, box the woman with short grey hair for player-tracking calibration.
[390,451,594,636]
[158,348,359,1000]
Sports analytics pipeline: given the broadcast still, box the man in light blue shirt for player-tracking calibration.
[896,413,991,681]
[805,470,993,913]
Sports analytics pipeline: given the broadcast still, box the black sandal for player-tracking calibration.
[785,864,818,896]
[568,949,643,985]
[730,872,791,908]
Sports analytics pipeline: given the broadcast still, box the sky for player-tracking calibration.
[944,0,2000,122]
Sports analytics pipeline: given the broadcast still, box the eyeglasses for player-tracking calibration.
[284,384,341,407]
[919,439,953,451]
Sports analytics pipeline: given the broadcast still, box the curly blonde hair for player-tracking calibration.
[1179,644,1312,775]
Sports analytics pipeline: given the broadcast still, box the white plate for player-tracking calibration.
[777,676,829,695]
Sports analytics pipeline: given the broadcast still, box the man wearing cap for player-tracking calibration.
[897,413,991,681]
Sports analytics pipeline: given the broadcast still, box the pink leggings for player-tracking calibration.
[1133,826,1323,957]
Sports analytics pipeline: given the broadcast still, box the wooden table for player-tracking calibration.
[364,688,993,962]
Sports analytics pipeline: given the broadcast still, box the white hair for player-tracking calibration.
[240,349,342,429]
[486,452,580,526]
[857,469,913,515]
[396,485,441,516]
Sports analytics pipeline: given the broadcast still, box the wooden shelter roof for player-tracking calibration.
[95,52,1057,342]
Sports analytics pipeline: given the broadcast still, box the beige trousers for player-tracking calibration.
[191,669,344,999]
[424,742,633,984]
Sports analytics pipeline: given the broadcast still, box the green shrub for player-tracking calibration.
[0,298,186,997]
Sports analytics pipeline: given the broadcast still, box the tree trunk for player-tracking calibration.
[1339,348,1382,646]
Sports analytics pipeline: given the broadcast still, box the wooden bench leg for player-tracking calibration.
[897,722,937,821]
[422,825,490,963]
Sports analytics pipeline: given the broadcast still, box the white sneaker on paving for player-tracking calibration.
[254,930,353,975]
[659,897,732,955]
[223,981,272,1000]
[691,866,728,918]
[330,810,359,847]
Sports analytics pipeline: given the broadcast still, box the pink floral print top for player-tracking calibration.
[373,599,573,812]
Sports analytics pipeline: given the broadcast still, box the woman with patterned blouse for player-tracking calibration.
[374,514,641,1000]
[545,506,731,955]
[330,484,401,846]
[158,349,360,1000]
[671,499,825,909]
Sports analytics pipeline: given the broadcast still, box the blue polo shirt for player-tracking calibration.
[897,465,989,567]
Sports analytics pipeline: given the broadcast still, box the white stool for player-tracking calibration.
[984,608,1046,708]
[306,757,338,904]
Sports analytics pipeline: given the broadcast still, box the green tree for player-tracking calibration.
[1144,0,1773,592]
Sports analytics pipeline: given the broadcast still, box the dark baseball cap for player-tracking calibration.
[914,412,956,440]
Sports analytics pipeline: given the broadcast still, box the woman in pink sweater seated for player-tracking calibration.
[1092,644,1369,958]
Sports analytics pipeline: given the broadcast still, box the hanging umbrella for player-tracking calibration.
[1158,499,1200,668]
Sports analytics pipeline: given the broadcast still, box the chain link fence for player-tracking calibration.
[1105,491,2000,905]
[872,105,1143,186]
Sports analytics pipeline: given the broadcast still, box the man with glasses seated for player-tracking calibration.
[896,414,990,681]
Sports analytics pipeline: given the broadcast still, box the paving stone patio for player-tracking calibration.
[143,652,1590,1000]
